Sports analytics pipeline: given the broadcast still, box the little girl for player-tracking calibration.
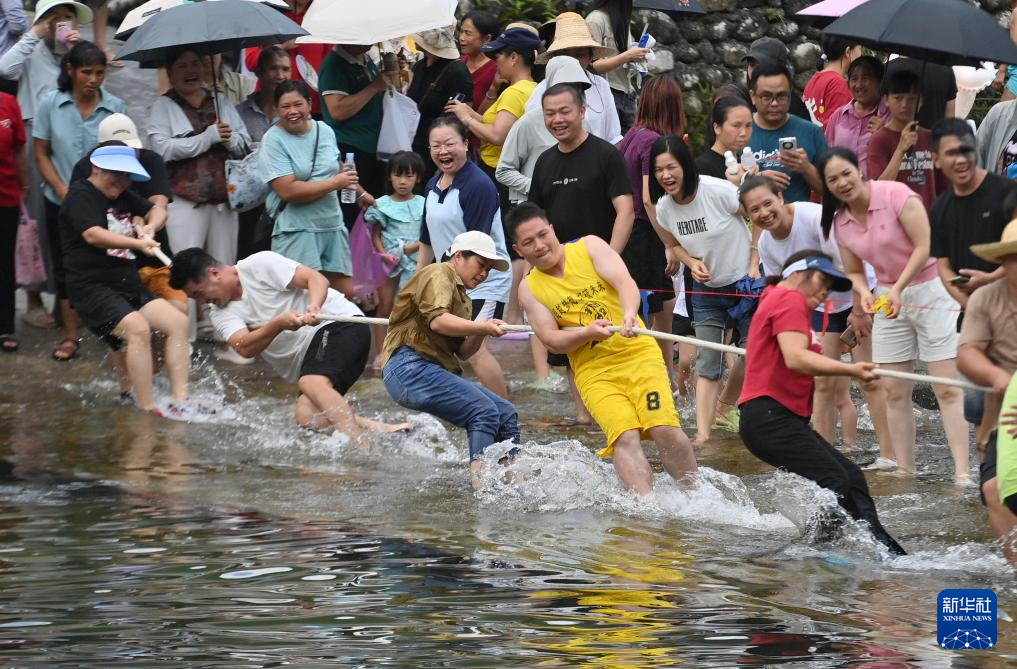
[365,151,425,369]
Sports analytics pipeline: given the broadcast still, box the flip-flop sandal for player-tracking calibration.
[104,49,125,67]
[52,338,80,362]
[23,307,56,328]
[0,335,17,352]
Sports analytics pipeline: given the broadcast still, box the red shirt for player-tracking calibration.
[462,56,497,110]
[244,4,331,115]
[739,285,823,417]
[0,93,26,207]
[802,70,852,128]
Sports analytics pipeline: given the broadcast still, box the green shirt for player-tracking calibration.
[382,262,470,373]
[318,46,383,154]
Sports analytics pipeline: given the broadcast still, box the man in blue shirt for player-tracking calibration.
[748,62,828,203]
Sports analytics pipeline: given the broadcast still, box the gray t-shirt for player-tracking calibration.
[586,10,633,96]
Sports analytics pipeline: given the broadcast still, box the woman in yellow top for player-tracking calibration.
[445,25,539,206]
[509,202,698,495]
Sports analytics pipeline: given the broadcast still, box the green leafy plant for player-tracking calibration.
[470,0,568,25]
[760,7,784,23]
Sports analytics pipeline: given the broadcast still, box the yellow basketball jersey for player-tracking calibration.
[526,238,661,380]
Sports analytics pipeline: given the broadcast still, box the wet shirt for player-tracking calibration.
[59,179,153,284]
[739,285,822,417]
[748,115,828,204]
[867,125,945,210]
[71,148,174,270]
[210,251,363,383]
[382,262,471,373]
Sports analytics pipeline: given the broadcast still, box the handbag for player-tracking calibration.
[377,90,420,158]
[256,122,320,246]
[15,202,47,286]
[225,143,267,212]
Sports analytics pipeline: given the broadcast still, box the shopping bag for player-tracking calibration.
[376,90,420,158]
[349,212,396,301]
[15,202,46,286]
[225,144,268,212]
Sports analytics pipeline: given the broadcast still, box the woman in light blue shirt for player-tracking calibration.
[261,80,357,297]
[33,39,125,361]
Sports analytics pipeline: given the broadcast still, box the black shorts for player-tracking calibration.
[811,307,851,334]
[471,299,505,321]
[672,313,694,337]
[977,432,1017,514]
[621,219,675,313]
[70,279,156,351]
[299,322,371,395]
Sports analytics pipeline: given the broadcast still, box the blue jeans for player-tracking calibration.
[691,280,753,381]
[383,346,519,460]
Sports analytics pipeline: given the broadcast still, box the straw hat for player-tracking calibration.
[536,12,616,65]
[412,25,460,60]
[971,219,1017,264]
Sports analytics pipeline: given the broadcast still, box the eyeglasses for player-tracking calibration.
[429,141,462,152]
[756,92,790,105]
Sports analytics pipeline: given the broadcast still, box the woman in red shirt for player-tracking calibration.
[738,249,906,555]
[0,92,28,351]
[802,35,859,129]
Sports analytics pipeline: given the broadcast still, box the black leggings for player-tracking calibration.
[0,206,17,333]
[739,396,906,555]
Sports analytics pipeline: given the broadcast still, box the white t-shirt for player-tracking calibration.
[654,175,751,288]
[758,201,875,313]
[210,251,364,382]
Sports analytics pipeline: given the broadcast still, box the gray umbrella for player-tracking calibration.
[115,0,307,68]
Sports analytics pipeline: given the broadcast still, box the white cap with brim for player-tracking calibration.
[33,0,93,26]
[98,113,143,149]
[90,145,150,182]
[971,219,1017,264]
[447,230,510,272]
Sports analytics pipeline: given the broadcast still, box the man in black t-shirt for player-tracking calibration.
[528,82,634,253]
[930,119,1015,311]
[885,58,957,129]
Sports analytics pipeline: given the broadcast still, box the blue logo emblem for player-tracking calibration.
[937,589,996,649]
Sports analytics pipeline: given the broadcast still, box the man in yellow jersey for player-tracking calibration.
[508,202,698,494]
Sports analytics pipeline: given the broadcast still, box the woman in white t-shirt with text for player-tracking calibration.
[650,135,759,444]
[741,174,893,464]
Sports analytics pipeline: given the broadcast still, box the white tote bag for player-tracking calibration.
[377,90,420,158]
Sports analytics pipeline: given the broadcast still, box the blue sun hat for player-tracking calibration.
[89,145,150,182]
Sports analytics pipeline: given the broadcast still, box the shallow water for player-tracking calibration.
[0,335,1014,667]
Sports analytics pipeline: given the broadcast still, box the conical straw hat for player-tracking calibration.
[536,12,617,65]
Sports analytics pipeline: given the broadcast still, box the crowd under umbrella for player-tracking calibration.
[114,0,290,41]
[821,0,1017,67]
[795,0,869,30]
[114,0,308,116]
[297,0,458,46]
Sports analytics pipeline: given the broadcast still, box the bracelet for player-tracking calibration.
[356,191,367,201]
[851,311,866,316]
[749,245,758,252]
[485,92,497,100]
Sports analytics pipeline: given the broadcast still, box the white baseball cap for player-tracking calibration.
[98,113,143,149]
[447,230,509,272]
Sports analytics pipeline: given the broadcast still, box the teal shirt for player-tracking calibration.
[318,47,383,154]
[261,120,342,233]
[32,88,127,204]
[365,194,424,286]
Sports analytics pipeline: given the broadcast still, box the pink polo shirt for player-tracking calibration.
[824,100,891,177]
[833,180,938,287]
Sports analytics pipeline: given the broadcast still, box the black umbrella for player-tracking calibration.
[573,0,705,16]
[822,0,1017,67]
[115,0,307,68]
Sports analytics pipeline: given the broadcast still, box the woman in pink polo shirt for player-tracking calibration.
[823,56,890,177]
[819,146,969,483]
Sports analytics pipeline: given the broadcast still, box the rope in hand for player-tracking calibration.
[314,313,991,393]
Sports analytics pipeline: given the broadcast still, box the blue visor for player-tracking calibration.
[782,255,852,292]
[89,145,150,182]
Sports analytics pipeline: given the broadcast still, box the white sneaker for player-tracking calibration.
[863,457,898,471]
[214,346,255,365]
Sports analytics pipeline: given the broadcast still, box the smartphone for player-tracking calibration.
[948,275,971,285]
[839,325,857,349]
[448,93,466,103]
[54,21,72,55]
[778,136,797,152]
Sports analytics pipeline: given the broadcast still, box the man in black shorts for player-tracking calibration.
[169,248,410,441]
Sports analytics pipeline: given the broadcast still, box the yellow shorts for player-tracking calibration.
[138,265,188,304]
[577,352,681,457]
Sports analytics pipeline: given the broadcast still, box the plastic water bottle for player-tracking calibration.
[740,147,757,172]
[340,153,357,204]
[724,150,738,175]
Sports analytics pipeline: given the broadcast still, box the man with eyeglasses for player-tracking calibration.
[747,62,828,204]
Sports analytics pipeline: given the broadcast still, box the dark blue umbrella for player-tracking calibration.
[822,0,1017,66]
[115,0,307,68]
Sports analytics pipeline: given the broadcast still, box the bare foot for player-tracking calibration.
[691,433,709,447]
[354,415,412,433]
[370,354,385,372]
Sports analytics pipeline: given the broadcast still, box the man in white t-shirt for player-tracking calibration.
[170,248,410,440]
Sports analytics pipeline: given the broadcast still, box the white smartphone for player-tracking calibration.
[778,136,798,152]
